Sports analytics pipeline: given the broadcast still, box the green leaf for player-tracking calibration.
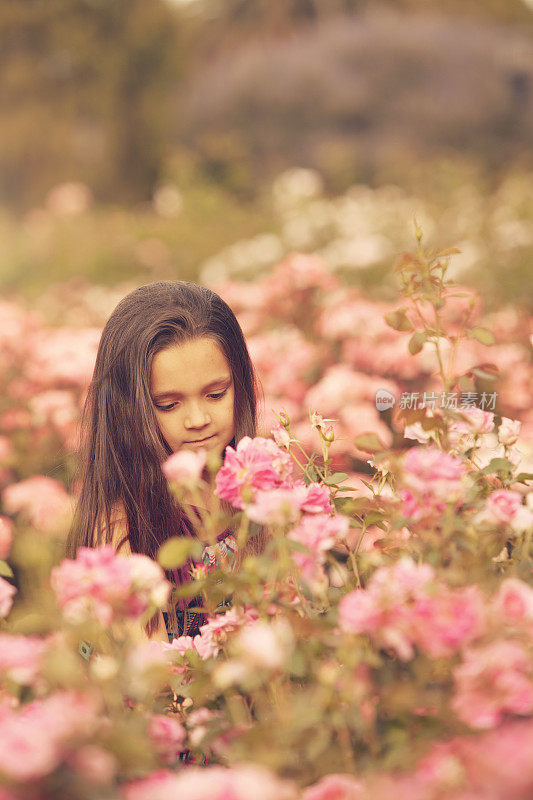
[467,327,495,346]
[307,466,319,482]
[158,537,203,569]
[408,330,428,355]
[364,511,386,525]
[354,433,385,453]
[324,472,349,485]
[384,308,412,332]
[478,458,514,475]
[515,473,533,483]
[0,559,13,578]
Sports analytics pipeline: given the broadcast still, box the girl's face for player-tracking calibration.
[150,337,235,454]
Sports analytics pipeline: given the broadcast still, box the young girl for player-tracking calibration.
[67,280,259,640]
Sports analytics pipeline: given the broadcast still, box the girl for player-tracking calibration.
[67,280,259,640]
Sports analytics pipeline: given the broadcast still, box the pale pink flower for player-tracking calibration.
[0,577,16,618]
[271,422,292,449]
[247,487,302,526]
[492,578,533,632]
[193,608,253,660]
[234,619,294,670]
[162,635,197,655]
[479,489,533,532]
[411,585,487,659]
[215,436,293,509]
[338,558,436,660]
[51,546,170,626]
[26,327,100,389]
[452,640,533,729]
[0,691,99,781]
[498,417,522,446]
[247,482,333,526]
[299,482,334,514]
[403,447,465,500]
[404,420,434,445]
[0,515,14,559]
[163,449,206,487]
[148,714,186,764]
[0,436,12,463]
[453,408,495,435]
[2,475,74,535]
[70,745,117,786]
[288,513,349,558]
[123,765,297,800]
[0,634,48,684]
[303,773,364,800]
[294,555,328,595]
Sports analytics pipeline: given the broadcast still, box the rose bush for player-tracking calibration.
[0,240,532,799]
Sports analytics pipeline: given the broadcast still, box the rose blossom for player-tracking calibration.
[498,417,521,446]
[338,558,436,661]
[215,436,293,509]
[452,640,533,729]
[403,446,465,500]
[0,577,16,618]
[70,745,117,786]
[479,489,533,532]
[492,578,533,633]
[51,546,170,626]
[2,476,74,535]
[411,585,487,659]
[0,634,49,684]
[234,618,294,671]
[122,765,297,800]
[0,515,14,559]
[163,449,206,487]
[148,714,186,764]
[288,513,349,558]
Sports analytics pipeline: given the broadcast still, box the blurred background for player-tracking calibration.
[0,0,532,309]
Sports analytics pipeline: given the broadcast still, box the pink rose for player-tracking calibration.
[0,576,16,618]
[492,578,533,631]
[288,513,348,558]
[303,773,364,800]
[70,745,117,786]
[498,417,521,446]
[403,447,465,500]
[122,765,297,800]
[480,489,526,527]
[411,585,487,659]
[0,515,14,559]
[163,450,206,487]
[148,714,186,764]
[51,546,170,626]
[215,436,293,509]
[0,634,48,684]
[452,640,533,729]
[2,476,74,536]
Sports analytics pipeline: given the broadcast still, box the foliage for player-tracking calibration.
[0,239,532,798]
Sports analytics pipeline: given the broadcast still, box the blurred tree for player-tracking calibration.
[0,0,183,210]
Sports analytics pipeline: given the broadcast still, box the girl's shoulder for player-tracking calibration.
[99,501,129,553]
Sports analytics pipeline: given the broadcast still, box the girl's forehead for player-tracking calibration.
[150,337,231,394]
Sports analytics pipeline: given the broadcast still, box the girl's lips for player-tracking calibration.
[184,434,215,445]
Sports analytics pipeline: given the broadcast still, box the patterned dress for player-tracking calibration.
[164,531,237,641]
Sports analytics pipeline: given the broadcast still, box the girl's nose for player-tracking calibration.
[184,402,211,429]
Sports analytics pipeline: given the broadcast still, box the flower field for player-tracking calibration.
[0,239,532,799]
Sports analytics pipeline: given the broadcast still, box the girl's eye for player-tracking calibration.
[155,402,179,412]
[207,390,227,400]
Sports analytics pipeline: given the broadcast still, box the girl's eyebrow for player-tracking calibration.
[152,376,232,401]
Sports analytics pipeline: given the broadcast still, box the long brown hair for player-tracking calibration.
[67,281,258,565]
